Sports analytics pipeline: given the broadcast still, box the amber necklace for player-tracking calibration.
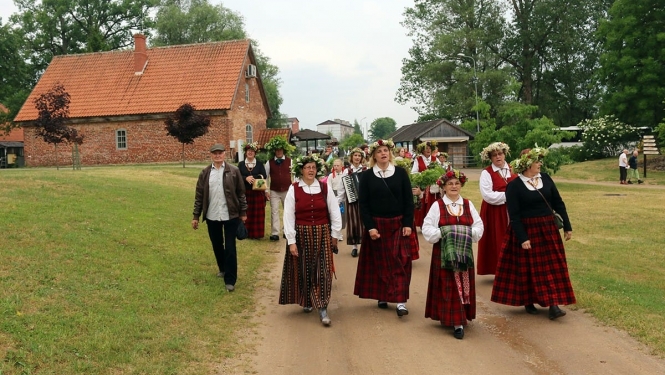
[445,200,464,222]
[526,177,540,190]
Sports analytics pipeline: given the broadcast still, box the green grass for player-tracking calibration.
[0,164,275,374]
[2,161,665,373]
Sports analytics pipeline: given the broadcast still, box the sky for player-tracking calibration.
[0,0,420,133]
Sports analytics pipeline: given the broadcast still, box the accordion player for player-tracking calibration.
[342,174,360,203]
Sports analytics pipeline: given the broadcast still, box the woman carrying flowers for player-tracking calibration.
[411,141,440,227]
[491,147,575,320]
[238,142,268,239]
[279,154,343,326]
[422,170,483,339]
[354,139,415,317]
[477,142,518,275]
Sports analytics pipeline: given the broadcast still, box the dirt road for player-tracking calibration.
[221,235,665,375]
[220,172,665,375]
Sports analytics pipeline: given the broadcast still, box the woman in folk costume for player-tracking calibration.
[477,142,518,275]
[279,154,343,326]
[354,139,415,317]
[341,148,367,257]
[327,158,346,230]
[436,152,452,170]
[491,147,575,320]
[411,141,440,228]
[238,142,268,239]
[422,169,483,339]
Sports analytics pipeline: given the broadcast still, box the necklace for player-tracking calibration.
[526,177,540,189]
[498,167,509,182]
[446,202,464,222]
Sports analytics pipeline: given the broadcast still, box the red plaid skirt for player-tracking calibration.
[425,242,475,326]
[245,189,266,238]
[346,201,363,245]
[477,201,509,275]
[354,216,412,302]
[491,215,576,307]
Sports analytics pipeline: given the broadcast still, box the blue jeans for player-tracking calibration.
[206,217,240,285]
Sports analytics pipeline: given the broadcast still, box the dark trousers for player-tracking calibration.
[206,217,240,285]
[619,166,627,182]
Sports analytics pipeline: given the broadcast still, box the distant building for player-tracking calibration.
[316,119,354,141]
[285,117,300,133]
[13,35,271,166]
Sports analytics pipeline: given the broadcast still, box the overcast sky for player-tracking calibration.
[0,0,420,133]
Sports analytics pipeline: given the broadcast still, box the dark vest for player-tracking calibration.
[269,157,292,192]
[293,181,330,226]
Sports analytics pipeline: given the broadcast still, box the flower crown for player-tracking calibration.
[291,154,327,178]
[436,169,468,188]
[510,145,548,174]
[264,135,295,156]
[480,142,510,161]
[242,141,260,152]
[438,152,449,158]
[349,147,364,158]
[416,140,438,153]
[369,139,395,155]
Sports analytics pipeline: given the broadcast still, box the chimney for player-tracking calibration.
[133,34,148,75]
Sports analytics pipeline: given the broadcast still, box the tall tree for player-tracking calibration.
[368,117,397,141]
[0,21,33,128]
[33,83,83,170]
[597,0,665,128]
[352,119,363,135]
[165,103,210,168]
[14,0,157,73]
[153,0,283,128]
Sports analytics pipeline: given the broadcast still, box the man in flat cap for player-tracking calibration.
[192,144,247,291]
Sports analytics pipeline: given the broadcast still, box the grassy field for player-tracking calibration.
[1,160,665,374]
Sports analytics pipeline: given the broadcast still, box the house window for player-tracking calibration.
[116,129,127,150]
[245,124,253,143]
[245,83,250,102]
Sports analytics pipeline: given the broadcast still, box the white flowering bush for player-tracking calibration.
[578,115,639,158]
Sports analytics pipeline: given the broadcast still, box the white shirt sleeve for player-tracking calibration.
[479,169,506,205]
[326,182,343,239]
[422,201,442,243]
[283,185,297,245]
[411,156,420,174]
[468,200,484,242]
[265,161,271,181]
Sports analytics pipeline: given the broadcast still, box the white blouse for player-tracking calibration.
[479,162,511,205]
[283,179,343,245]
[421,195,484,244]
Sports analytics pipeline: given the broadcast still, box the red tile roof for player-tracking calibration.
[15,39,253,122]
[256,128,291,148]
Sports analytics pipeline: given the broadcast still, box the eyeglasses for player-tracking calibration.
[303,165,318,170]
[445,181,462,186]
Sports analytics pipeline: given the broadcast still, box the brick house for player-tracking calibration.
[13,34,271,167]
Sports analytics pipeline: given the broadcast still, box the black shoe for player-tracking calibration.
[524,304,539,315]
[638,180,644,184]
[269,235,279,241]
[396,305,408,317]
[627,180,633,184]
[377,301,388,309]
[351,248,358,257]
[453,328,464,339]
[549,305,566,320]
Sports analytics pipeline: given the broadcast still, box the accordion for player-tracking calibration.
[342,174,360,203]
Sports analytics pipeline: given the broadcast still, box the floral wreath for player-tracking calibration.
[436,169,468,188]
[349,147,364,158]
[242,141,260,153]
[416,140,438,153]
[264,135,295,157]
[509,145,548,174]
[480,142,510,161]
[437,152,449,159]
[291,154,327,178]
[368,138,395,155]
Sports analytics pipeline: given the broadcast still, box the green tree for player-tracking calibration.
[153,0,283,128]
[578,115,640,158]
[0,21,32,128]
[597,0,665,128]
[340,133,365,150]
[14,0,157,73]
[352,119,363,135]
[368,117,396,141]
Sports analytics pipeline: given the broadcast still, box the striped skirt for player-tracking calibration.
[354,216,412,302]
[491,215,576,307]
[245,189,266,239]
[279,224,334,309]
[346,201,363,245]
